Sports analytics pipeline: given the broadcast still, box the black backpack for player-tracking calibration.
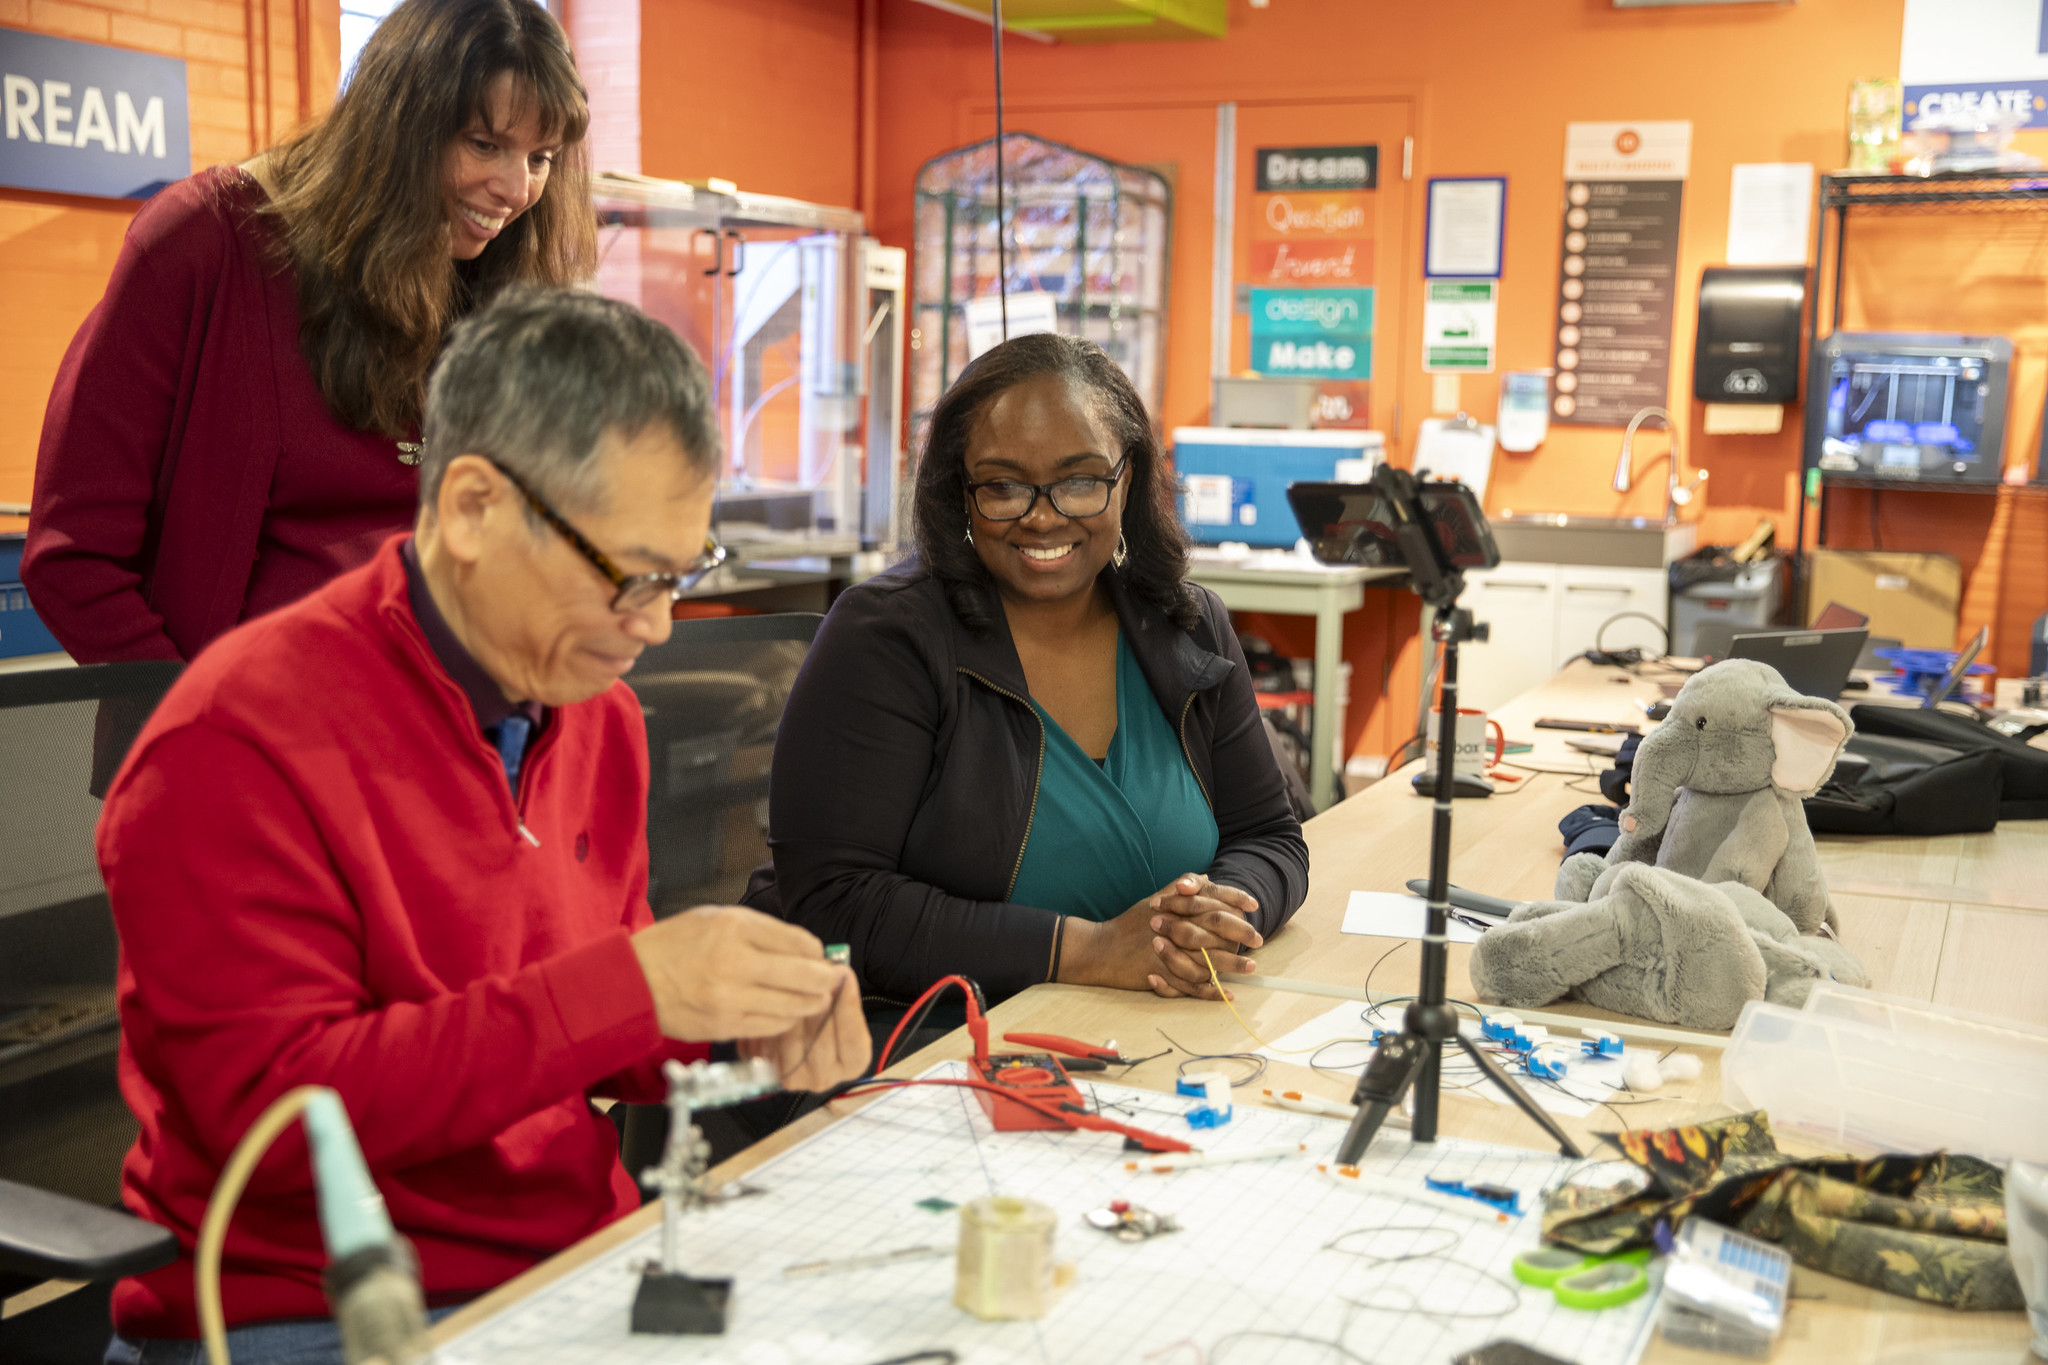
[1848,705,2048,822]
[1804,731,2002,836]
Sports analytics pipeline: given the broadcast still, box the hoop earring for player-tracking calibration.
[1113,530,1129,569]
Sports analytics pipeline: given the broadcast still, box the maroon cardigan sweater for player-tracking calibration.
[24,166,416,663]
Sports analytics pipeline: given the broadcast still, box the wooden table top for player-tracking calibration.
[430,658,2046,1363]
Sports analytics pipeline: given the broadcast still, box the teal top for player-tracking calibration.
[1009,633,1221,921]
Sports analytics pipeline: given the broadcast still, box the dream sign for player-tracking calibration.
[1,29,190,199]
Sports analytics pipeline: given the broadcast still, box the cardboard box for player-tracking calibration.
[1805,550,1961,649]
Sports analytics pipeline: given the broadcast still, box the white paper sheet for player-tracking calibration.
[1726,163,1813,266]
[962,289,1059,358]
[1411,417,1497,499]
[1342,890,1485,944]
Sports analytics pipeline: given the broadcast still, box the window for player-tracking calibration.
[338,0,406,86]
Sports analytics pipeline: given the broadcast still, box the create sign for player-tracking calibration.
[1250,287,1374,379]
[0,28,190,199]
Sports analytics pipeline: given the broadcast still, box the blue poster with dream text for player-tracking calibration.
[1,28,190,199]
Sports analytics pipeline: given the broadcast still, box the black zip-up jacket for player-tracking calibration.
[761,556,1310,1004]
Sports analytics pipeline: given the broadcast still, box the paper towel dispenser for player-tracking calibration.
[1693,266,1806,405]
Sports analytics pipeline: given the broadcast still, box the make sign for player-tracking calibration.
[1,28,190,199]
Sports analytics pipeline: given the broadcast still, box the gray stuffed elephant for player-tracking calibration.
[1470,659,1871,1029]
[1558,658,1852,931]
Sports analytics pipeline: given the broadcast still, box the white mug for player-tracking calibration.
[1424,707,1506,778]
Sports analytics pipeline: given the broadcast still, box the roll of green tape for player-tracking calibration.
[1553,1259,1648,1310]
[1510,1246,1587,1288]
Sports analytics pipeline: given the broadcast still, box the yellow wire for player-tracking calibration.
[1197,947,1372,1056]
[197,1085,329,1365]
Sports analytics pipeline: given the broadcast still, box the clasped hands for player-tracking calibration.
[1060,873,1264,1001]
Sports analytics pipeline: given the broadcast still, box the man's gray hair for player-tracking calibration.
[419,287,718,514]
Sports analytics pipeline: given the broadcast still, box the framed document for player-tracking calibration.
[1424,176,1506,279]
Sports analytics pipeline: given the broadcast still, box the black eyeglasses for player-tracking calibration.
[487,459,727,613]
[965,457,1128,522]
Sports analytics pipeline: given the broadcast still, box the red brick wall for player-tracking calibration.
[563,0,635,176]
[0,0,339,513]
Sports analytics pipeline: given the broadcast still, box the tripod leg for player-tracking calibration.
[1335,1034,1430,1166]
[1454,1034,1587,1160]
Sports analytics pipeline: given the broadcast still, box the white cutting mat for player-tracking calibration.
[438,1062,1660,1365]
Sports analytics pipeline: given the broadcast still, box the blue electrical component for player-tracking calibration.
[1504,1030,1538,1054]
[1424,1178,1524,1217]
[1480,1014,1518,1042]
[1579,1031,1624,1058]
[1527,1050,1570,1081]
[1185,1103,1232,1129]
[1873,647,1994,701]
[1174,1077,1208,1097]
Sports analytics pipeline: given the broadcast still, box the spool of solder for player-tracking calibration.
[953,1196,1071,1320]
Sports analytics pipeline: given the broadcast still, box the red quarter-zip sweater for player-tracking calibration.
[97,534,698,1339]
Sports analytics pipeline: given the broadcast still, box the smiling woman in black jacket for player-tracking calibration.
[763,333,1309,1010]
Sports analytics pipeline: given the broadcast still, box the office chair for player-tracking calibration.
[0,663,183,1363]
[615,613,823,1174]
[628,613,824,918]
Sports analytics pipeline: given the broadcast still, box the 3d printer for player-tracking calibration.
[1804,331,2013,487]
[590,173,907,559]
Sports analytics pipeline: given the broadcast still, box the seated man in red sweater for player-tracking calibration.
[94,288,869,1364]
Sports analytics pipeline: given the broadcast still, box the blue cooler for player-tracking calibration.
[0,531,64,659]
[1172,428,1384,548]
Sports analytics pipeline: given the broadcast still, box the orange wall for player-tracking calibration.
[868,0,2048,717]
[866,0,1911,539]
[637,0,859,206]
[1,0,339,516]
[858,0,1929,753]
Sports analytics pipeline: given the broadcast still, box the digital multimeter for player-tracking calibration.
[972,1052,1085,1131]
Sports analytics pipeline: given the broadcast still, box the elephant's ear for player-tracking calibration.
[1770,701,1851,793]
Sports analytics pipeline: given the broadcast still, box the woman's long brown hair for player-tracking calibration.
[262,0,596,438]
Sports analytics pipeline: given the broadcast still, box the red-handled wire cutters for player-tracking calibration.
[1002,1032,1129,1066]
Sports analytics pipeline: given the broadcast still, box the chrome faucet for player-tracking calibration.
[1613,406,1707,525]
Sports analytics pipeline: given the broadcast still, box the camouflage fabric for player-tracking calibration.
[1541,1112,2020,1311]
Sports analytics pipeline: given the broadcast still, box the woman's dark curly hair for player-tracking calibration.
[912,332,1198,635]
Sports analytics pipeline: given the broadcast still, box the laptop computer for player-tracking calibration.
[1924,625,1990,709]
[1730,627,1870,699]
[1694,602,1869,664]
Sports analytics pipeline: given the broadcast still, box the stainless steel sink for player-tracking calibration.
[1488,512,1699,569]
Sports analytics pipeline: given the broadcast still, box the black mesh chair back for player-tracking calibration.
[0,663,183,1351]
[626,614,821,918]
[0,664,180,1208]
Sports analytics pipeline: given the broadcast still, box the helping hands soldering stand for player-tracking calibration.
[632,1056,781,1334]
[1330,466,1586,1167]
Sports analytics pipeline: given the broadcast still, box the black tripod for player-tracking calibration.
[1333,468,1585,1166]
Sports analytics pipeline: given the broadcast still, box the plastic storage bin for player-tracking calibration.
[1171,428,1383,549]
[1670,558,1781,657]
[1721,981,2048,1166]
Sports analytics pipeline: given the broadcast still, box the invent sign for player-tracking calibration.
[0,28,190,199]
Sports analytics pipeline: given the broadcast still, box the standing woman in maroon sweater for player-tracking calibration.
[24,0,596,665]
